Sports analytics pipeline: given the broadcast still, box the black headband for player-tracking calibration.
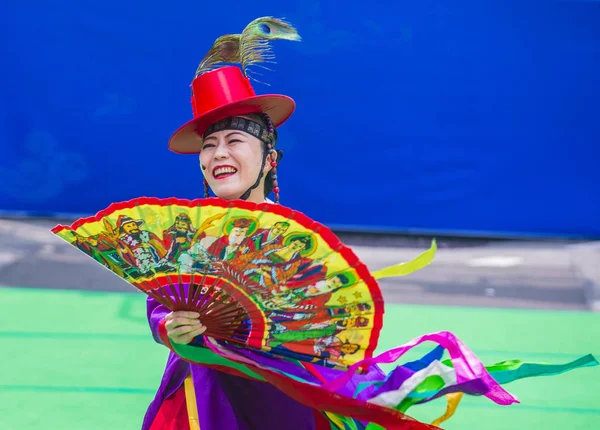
[203,116,271,144]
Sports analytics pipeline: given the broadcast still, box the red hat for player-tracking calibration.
[168,66,295,154]
[116,215,144,230]
[232,218,253,228]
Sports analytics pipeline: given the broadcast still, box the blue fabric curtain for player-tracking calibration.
[1,1,598,238]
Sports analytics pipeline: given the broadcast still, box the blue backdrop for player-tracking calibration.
[1,1,599,238]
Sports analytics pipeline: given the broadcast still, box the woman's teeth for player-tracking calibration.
[214,167,237,178]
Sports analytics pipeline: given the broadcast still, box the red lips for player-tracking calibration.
[212,164,238,179]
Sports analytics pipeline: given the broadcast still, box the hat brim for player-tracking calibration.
[168,95,295,154]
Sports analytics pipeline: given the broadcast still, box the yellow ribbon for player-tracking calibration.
[371,239,437,280]
[431,393,464,427]
[324,411,346,428]
[184,374,201,430]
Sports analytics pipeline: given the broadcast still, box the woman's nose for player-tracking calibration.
[213,141,229,159]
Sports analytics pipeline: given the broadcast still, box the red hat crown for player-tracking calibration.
[168,17,301,154]
[190,67,260,119]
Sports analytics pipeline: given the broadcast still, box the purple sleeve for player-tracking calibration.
[146,296,170,345]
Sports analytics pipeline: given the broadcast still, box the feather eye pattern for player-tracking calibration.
[192,17,300,84]
[239,17,301,83]
[194,34,241,79]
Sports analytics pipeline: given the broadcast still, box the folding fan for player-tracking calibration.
[51,197,436,367]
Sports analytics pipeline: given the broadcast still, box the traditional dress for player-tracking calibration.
[143,297,336,430]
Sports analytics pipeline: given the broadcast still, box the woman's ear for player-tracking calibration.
[264,150,278,174]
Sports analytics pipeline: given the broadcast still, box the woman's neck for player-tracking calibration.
[245,187,267,203]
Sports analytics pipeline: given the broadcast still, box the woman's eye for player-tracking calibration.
[202,143,215,149]
[228,139,241,145]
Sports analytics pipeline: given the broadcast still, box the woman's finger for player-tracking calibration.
[168,324,201,337]
[166,317,201,330]
[179,325,207,344]
[172,311,200,319]
[172,325,207,345]
[164,311,200,325]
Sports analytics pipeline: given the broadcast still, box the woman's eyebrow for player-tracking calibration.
[226,132,245,139]
[204,131,245,143]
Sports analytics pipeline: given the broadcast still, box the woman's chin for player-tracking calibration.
[210,184,245,200]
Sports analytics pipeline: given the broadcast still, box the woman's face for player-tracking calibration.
[200,128,271,201]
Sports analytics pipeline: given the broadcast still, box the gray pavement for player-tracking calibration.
[0,217,598,311]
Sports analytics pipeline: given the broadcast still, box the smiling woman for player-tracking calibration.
[142,16,331,430]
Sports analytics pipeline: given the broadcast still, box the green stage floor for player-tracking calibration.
[0,287,598,429]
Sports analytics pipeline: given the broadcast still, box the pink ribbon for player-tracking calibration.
[324,331,519,406]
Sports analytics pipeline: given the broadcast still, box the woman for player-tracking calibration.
[142,22,334,427]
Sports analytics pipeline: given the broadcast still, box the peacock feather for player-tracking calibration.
[194,34,241,79]
[192,17,301,84]
[239,17,301,83]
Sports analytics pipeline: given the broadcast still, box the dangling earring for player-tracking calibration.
[267,144,280,204]
[263,114,280,204]
[203,179,210,198]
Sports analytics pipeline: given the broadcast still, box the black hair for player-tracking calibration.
[291,235,312,249]
[242,113,280,198]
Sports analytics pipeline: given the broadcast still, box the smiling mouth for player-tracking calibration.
[213,166,238,179]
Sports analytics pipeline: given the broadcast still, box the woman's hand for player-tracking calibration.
[164,311,207,344]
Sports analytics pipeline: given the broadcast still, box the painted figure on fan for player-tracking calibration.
[176,217,255,272]
[70,231,134,277]
[270,320,363,362]
[240,234,320,291]
[71,231,115,261]
[115,215,168,274]
[314,335,361,360]
[269,302,371,332]
[161,213,197,262]
[272,313,369,334]
[269,311,368,354]
[266,294,370,359]
[206,218,255,259]
[249,221,290,249]
[267,272,353,309]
